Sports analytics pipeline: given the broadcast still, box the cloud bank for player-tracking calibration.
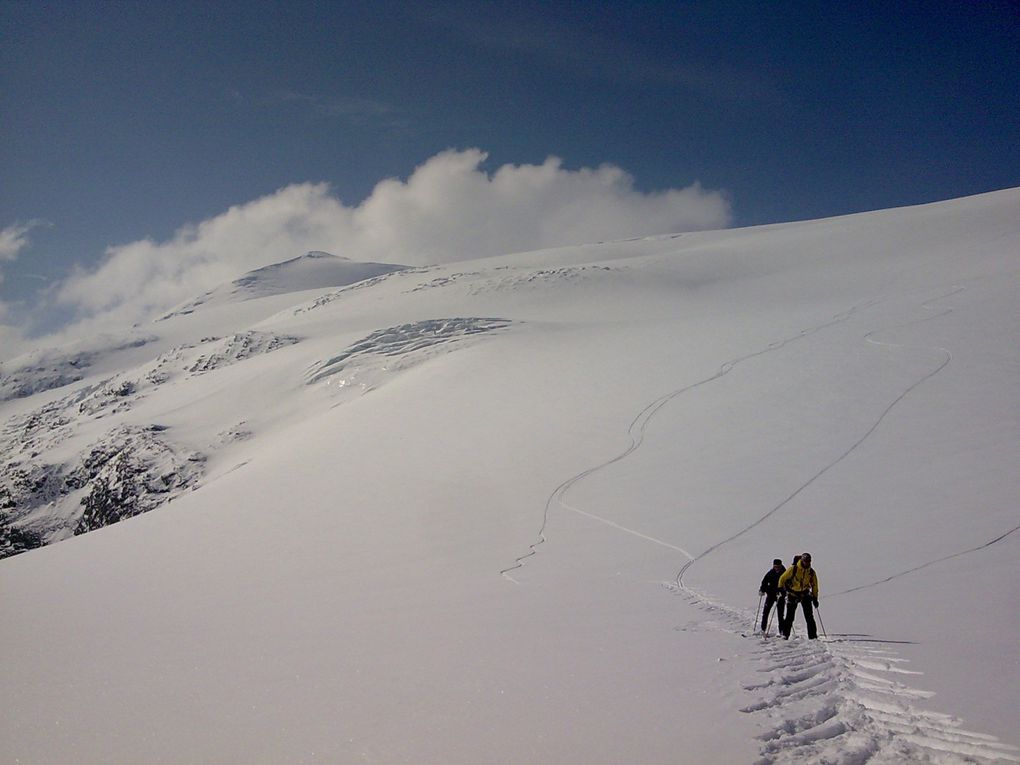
[11,149,732,350]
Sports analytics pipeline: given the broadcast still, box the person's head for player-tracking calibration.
[772,558,783,571]
[800,552,812,568]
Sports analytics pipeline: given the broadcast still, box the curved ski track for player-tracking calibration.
[502,288,1020,763]
[500,299,875,582]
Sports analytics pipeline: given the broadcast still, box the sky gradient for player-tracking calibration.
[2,0,1019,350]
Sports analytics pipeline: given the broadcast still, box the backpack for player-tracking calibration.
[785,566,816,595]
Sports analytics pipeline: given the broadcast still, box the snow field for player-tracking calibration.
[2,188,1019,763]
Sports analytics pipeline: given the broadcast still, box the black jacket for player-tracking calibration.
[760,567,786,597]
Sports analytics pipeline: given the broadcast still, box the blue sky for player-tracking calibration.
[2,0,1019,350]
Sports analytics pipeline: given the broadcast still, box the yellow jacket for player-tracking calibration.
[778,564,819,598]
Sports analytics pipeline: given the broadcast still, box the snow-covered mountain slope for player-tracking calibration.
[1,330,301,552]
[157,250,408,320]
[2,189,1019,764]
[0,332,157,402]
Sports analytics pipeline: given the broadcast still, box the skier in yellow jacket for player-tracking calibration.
[778,552,819,639]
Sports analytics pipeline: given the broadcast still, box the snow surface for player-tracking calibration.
[2,189,1019,764]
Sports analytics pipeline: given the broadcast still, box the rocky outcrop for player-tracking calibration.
[0,425,205,558]
[0,330,300,558]
[73,425,205,534]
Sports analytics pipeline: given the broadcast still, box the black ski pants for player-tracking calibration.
[781,593,817,639]
[762,593,785,633]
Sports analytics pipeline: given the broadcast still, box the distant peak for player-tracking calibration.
[156,251,409,320]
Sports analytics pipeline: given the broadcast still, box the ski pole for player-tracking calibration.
[754,593,764,633]
[816,603,827,639]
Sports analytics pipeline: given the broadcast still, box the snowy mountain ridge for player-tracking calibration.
[157,249,408,320]
[2,189,1019,764]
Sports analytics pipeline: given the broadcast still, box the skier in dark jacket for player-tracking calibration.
[778,552,820,639]
[759,558,786,633]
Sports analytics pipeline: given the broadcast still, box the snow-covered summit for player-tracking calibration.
[158,250,408,319]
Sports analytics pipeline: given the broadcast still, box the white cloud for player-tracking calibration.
[55,183,350,318]
[51,149,731,334]
[0,220,46,279]
[0,222,46,360]
[0,296,35,362]
[0,318,28,361]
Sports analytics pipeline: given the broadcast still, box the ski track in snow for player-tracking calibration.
[675,287,960,585]
[500,297,877,581]
[829,523,1020,598]
[676,285,1019,592]
[503,288,1020,763]
[668,585,1020,765]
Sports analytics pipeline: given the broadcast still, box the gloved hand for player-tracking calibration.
[812,597,819,608]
